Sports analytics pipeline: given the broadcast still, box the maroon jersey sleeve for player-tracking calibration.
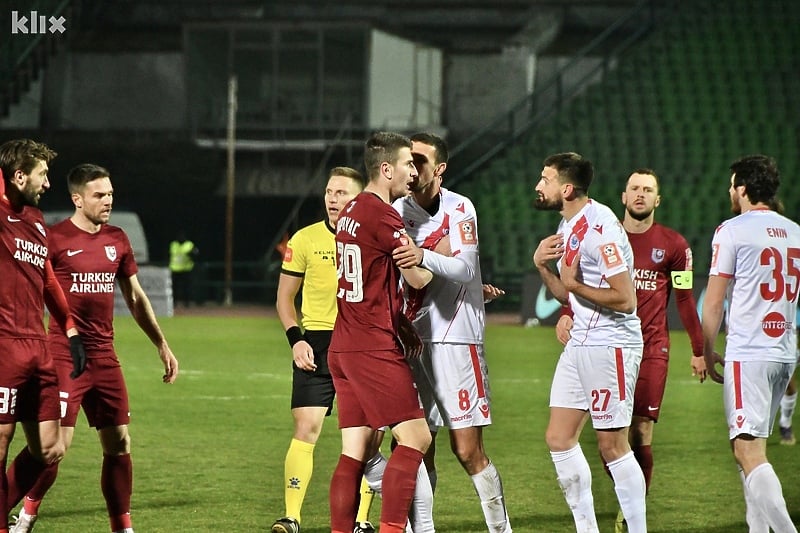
[48,220,138,351]
[664,227,704,357]
[330,193,408,353]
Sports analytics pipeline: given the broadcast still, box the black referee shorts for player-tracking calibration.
[291,329,335,414]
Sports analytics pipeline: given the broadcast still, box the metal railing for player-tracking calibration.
[445,0,661,189]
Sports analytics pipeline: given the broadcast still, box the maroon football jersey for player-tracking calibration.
[330,192,409,353]
[0,200,49,338]
[628,223,695,352]
[47,219,138,350]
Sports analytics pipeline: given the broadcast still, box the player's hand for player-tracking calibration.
[555,315,573,345]
[68,334,87,379]
[704,351,724,384]
[559,251,583,291]
[533,234,563,270]
[398,314,423,359]
[159,344,179,383]
[392,241,424,269]
[691,354,708,383]
[292,340,317,372]
[482,284,505,302]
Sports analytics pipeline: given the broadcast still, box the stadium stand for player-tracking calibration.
[459,0,799,298]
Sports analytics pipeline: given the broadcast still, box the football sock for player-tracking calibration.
[550,444,598,532]
[739,466,768,533]
[380,445,423,532]
[355,476,375,522]
[6,447,48,512]
[408,460,435,533]
[631,444,653,494]
[745,463,797,533]
[607,451,646,533]
[102,454,133,531]
[330,454,365,533]
[779,391,797,428]
[364,451,388,494]
[470,462,511,533]
[284,438,315,521]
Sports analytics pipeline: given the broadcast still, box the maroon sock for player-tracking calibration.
[632,444,653,494]
[6,447,49,513]
[101,454,133,530]
[380,445,423,529]
[330,454,365,533]
[0,461,8,529]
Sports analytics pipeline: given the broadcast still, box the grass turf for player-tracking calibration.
[10,314,799,532]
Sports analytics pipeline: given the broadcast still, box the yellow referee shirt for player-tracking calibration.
[281,220,338,331]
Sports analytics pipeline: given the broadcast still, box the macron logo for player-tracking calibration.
[11,10,67,34]
[7,216,21,223]
[66,249,84,257]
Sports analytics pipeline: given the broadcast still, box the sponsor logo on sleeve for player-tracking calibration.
[459,219,476,244]
[600,242,623,268]
[283,247,293,263]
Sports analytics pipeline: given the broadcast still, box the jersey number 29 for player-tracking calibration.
[337,242,364,302]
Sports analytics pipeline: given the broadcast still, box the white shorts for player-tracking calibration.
[723,359,795,440]
[409,343,492,430]
[550,344,642,430]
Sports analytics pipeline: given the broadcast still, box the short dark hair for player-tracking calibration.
[329,166,365,190]
[543,152,594,195]
[0,139,57,180]
[410,132,449,164]
[730,154,779,205]
[364,132,412,181]
[67,163,111,194]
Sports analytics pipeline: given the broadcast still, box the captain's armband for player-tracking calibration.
[671,270,693,289]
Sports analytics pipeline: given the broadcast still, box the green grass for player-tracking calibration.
[10,314,799,532]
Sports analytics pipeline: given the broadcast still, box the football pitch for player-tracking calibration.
[12,312,799,532]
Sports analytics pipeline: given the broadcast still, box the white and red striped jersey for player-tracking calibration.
[393,188,484,344]
[558,200,642,347]
[710,209,800,363]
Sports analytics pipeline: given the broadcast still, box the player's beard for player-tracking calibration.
[626,205,653,221]
[730,192,741,214]
[534,195,562,211]
[20,182,42,206]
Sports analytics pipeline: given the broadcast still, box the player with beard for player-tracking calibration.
[533,152,646,533]
[0,139,86,533]
[702,155,799,532]
[556,168,707,532]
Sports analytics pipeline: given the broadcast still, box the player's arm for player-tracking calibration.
[560,253,636,313]
[532,234,569,304]
[43,259,87,378]
[673,281,707,381]
[700,274,728,384]
[276,272,317,371]
[118,274,178,383]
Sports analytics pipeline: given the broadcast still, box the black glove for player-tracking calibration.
[69,334,87,378]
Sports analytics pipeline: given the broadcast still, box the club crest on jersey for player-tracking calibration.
[651,248,665,263]
[105,245,117,262]
[459,220,476,243]
[35,222,46,237]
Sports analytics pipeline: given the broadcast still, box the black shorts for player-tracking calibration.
[291,329,335,414]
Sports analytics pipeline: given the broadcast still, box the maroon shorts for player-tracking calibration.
[632,350,669,421]
[329,349,424,430]
[51,346,130,428]
[0,338,60,423]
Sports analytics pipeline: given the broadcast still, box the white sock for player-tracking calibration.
[363,451,388,494]
[780,392,797,428]
[550,444,598,533]
[739,466,769,533]
[745,463,798,533]
[408,461,435,532]
[470,462,512,533]
[606,451,647,533]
